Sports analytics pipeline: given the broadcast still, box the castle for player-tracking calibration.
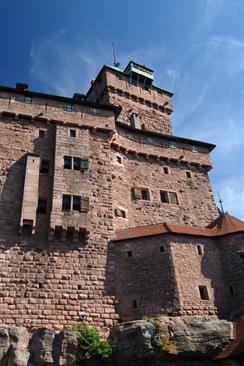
[0,61,243,331]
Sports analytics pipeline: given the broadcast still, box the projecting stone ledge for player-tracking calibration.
[0,317,243,366]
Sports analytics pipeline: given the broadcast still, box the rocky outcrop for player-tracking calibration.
[0,317,243,366]
[111,316,236,365]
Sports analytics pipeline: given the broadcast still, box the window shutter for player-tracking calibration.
[80,197,89,212]
[169,192,178,204]
[80,159,89,171]
[133,188,142,199]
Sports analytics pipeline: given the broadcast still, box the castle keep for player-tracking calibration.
[0,61,243,331]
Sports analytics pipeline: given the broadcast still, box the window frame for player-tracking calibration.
[133,187,150,201]
[37,198,47,214]
[160,190,179,205]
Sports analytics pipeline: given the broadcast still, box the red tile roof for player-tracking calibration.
[114,213,244,241]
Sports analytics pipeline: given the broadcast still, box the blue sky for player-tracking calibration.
[0,0,243,219]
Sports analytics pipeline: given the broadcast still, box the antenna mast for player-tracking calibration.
[112,42,120,68]
[218,192,224,213]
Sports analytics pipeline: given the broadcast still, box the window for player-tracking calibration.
[199,286,209,300]
[163,167,169,175]
[146,137,155,145]
[160,191,178,204]
[90,107,100,116]
[73,196,81,211]
[229,286,234,295]
[116,73,122,80]
[62,195,89,212]
[115,208,126,219]
[64,104,74,112]
[169,141,176,149]
[63,156,89,171]
[62,195,71,211]
[186,171,192,179]
[37,198,47,214]
[39,130,45,138]
[70,129,76,138]
[191,145,198,153]
[64,156,72,169]
[127,251,133,257]
[116,155,123,164]
[40,159,49,174]
[25,96,32,104]
[239,252,244,265]
[196,245,203,256]
[160,246,165,253]
[133,187,150,201]
[133,300,138,308]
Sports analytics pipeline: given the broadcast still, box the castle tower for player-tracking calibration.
[86,61,219,228]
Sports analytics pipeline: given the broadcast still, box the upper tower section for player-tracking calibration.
[86,61,173,135]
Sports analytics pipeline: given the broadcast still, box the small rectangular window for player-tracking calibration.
[229,286,234,295]
[116,155,123,164]
[25,96,32,104]
[64,156,72,169]
[160,246,165,253]
[40,159,49,174]
[73,157,81,171]
[37,198,47,214]
[116,73,122,80]
[73,196,81,211]
[115,208,126,218]
[186,171,192,178]
[191,145,198,153]
[169,141,176,149]
[199,286,209,300]
[64,104,74,111]
[70,129,76,138]
[91,107,100,116]
[197,245,203,256]
[133,300,138,308]
[163,167,169,174]
[147,137,155,145]
[239,252,244,264]
[39,130,45,138]
[127,251,133,257]
[62,195,71,211]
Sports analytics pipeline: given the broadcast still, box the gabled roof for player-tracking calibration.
[114,213,244,241]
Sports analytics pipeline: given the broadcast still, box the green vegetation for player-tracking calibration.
[70,323,113,365]
[143,317,176,354]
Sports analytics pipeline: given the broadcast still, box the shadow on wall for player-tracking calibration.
[104,237,181,323]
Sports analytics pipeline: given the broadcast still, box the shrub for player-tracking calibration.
[72,323,113,365]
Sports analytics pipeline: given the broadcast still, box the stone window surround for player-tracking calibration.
[132,186,151,201]
[115,206,128,220]
[198,285,210,301]
[160,190,179,205]
[62,194,89,212]
[63,155,89,171]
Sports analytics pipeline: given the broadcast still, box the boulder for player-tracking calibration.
[0,327,10,359]
[111,316,234,365]
[29,328,55,365]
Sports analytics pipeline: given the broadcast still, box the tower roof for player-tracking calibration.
[206,212,244,234]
